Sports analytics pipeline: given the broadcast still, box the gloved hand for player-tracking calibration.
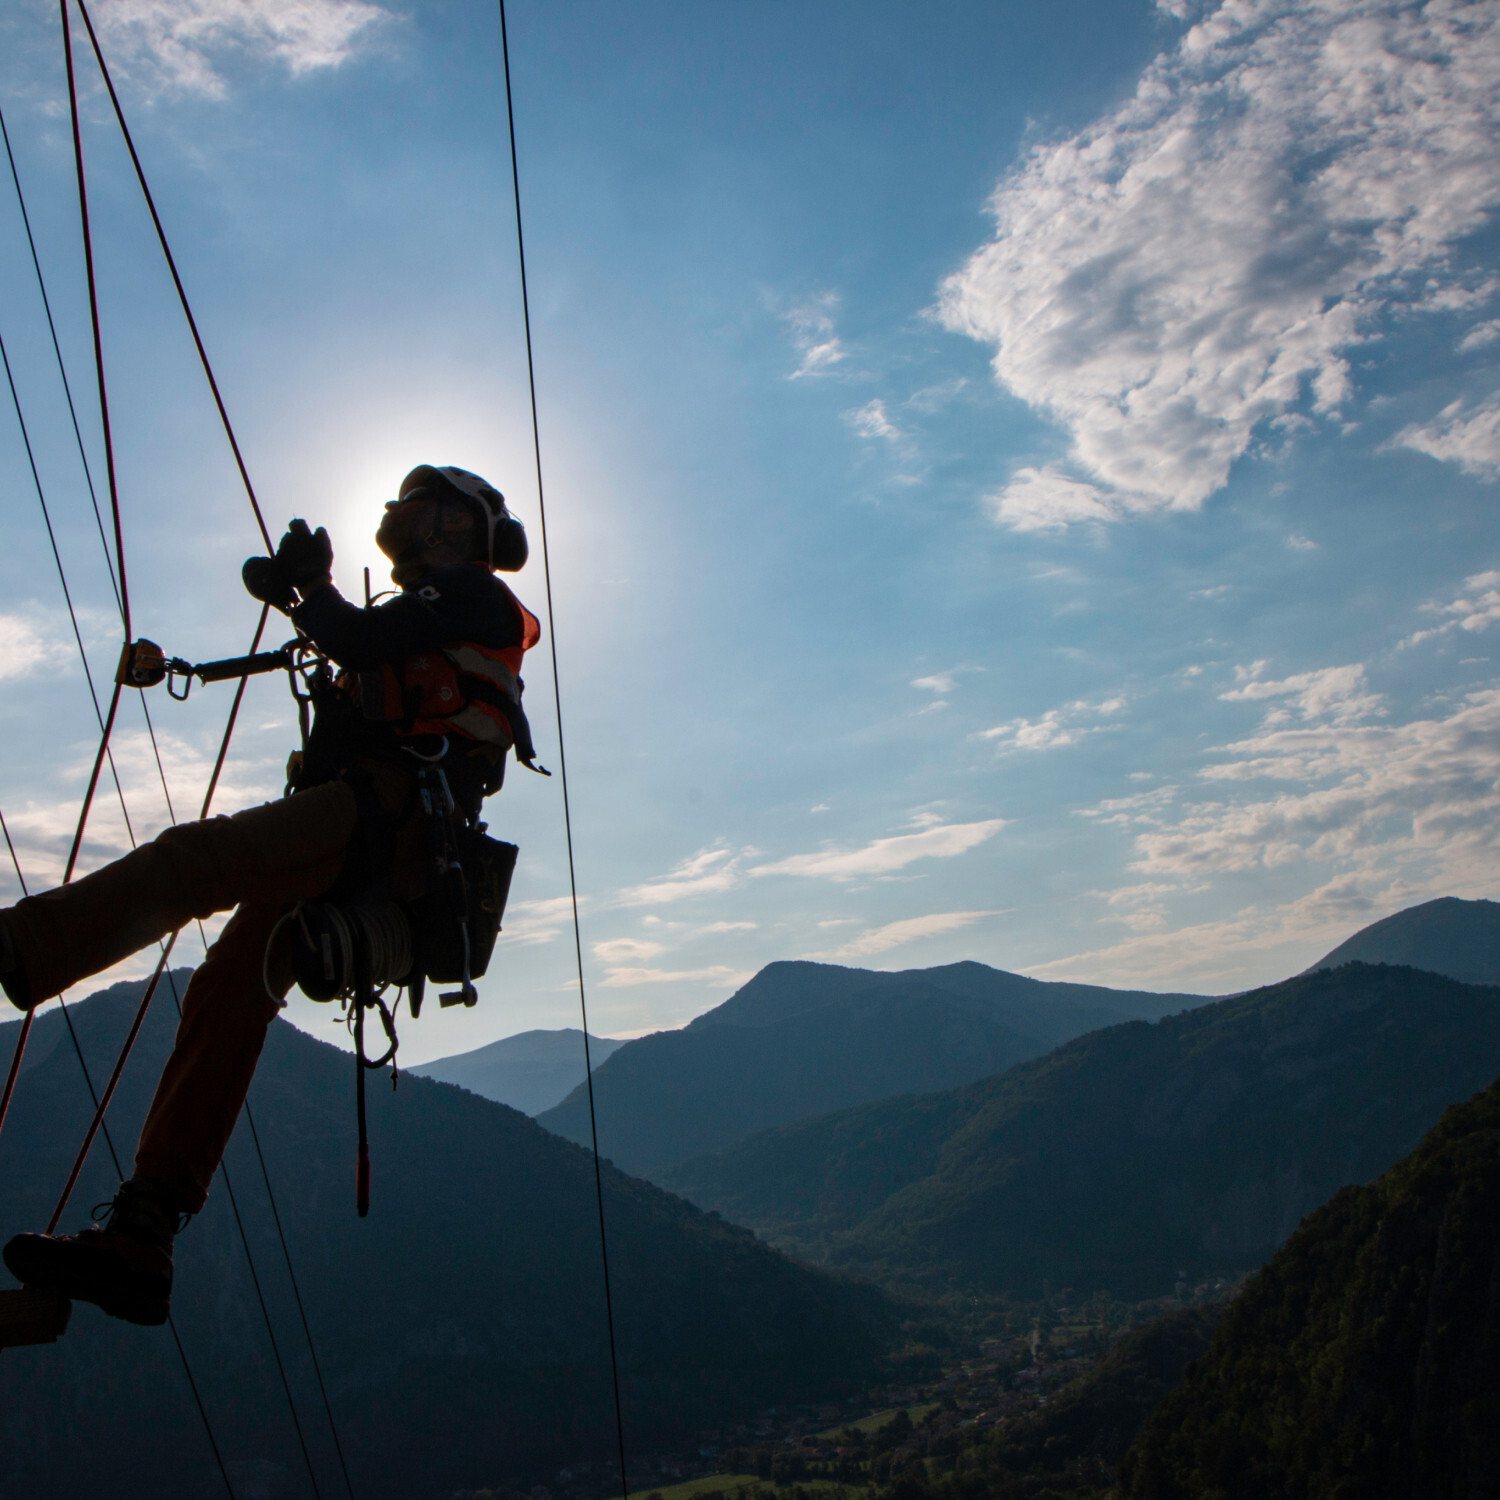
[241,555,296,612]
[275,519,334,592]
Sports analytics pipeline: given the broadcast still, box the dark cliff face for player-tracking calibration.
[670,964,1500,1299]
[1120,1073,1500,1500]
[0,979,890,1500]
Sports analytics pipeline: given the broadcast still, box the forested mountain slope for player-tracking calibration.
[410,1026,624,1114]
[666,964,1500,1299]
[538,960,1204,1179]
[1306,894,1500,984]
[1120,1073,1500,1498]
[0,979,889,1500]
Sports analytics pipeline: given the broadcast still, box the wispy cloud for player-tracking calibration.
[592,938,666,964]
[941,0,1500,521]
[1394,395,1500,480]
[846,399,900,441]
[1401,571,1500,650]
[0,611,76,681]
[985,468,1117,533]
[616,847,741,906]
[502,895,586,948]
[597,965,753,989]
[982,695,1126,752]
[1118,687,1500,879]
[750,818,1005,880]
[775,292,847,379]
[1028,870,1426,990]
[1218,662,1380,726]
[819,909,1002,960]
[97,0,391,98]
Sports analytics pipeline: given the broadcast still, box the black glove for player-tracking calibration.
[275,519,333,591]
[241,555,296,613]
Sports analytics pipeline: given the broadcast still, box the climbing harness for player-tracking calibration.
[112,622,525,1214]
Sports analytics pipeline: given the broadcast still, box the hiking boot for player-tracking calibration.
[0,917,31,1012]
[3,1178,187,1326]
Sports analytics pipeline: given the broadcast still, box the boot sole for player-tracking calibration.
[3,1235,169,1327]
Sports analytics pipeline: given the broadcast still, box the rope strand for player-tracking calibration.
[496,8,629,1496]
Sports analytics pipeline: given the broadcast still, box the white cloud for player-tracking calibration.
[1401,570,1500,649]
[985,468,1118,532]
[0,612,74,681]
[0,727,279,894]
[1459,320,1500,352]
[912,673,956,694]
[750,818,1006,880]
[820,909,1001,960]
[597,965,753,989]
[776,292,847,379]
[982,694,1127,751]
[616,847,741,906]
[699,920,757,934]
[1028,870,1425,990]
[96,0,390,98]
[1218,661,1380,725]
[941,0,1500,520]
[591,938,666,964]
[1124,686,1500,878]
[1286,533,1318,552]
[496,895,583,948]
[847,399,900,441]
[1394,394,1500,480]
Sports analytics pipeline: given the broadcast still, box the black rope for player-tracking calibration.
[0,100,121,617]
[160,975,323,1500]
[0,810,36,1139]
[241,1106,359,1500]
[1,13,333,1496]
[45,607,266,1231]
[0,816,235,1498]
[72,0,273,553]
[495,8,629,1495]
[139,704,357,1500]
[60,0,131,637]
[34,11,352,1471]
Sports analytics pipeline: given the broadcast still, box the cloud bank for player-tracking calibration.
[942,0,1500,528]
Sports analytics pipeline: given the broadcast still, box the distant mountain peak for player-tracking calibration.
[1306,895,1500,987]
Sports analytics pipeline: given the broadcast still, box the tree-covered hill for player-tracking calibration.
[0,978,890,1500]
[666,964,1500,1299]
[538,960,1204,1179]
[1119,1073,1500,1498]
[1305,894,1500,984]
[410,1026,624,1114]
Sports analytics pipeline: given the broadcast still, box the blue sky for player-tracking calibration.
[1,0,1497,1062]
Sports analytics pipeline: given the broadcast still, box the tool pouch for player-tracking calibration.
[410,829,517,984]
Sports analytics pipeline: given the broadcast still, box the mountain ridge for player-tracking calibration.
[410,1026,625,1115]
[0,978,890,1498]
[665,963,1500,1299]
[538,959,1205,1178]
[1305,894,1500,985]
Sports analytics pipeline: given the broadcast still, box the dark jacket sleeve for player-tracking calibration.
[290,567,522,670]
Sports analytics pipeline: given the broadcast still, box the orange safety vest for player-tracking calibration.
[347,584,541,757]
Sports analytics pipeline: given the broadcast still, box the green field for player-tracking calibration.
[626,1474,761,1500]
[816,1403,938,1439]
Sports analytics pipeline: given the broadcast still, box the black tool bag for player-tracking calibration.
[411,828,518,984]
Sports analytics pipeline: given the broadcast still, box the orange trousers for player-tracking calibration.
[6,781,359,1212]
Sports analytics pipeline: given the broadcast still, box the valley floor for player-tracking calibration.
[453,1280,1237,1500]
